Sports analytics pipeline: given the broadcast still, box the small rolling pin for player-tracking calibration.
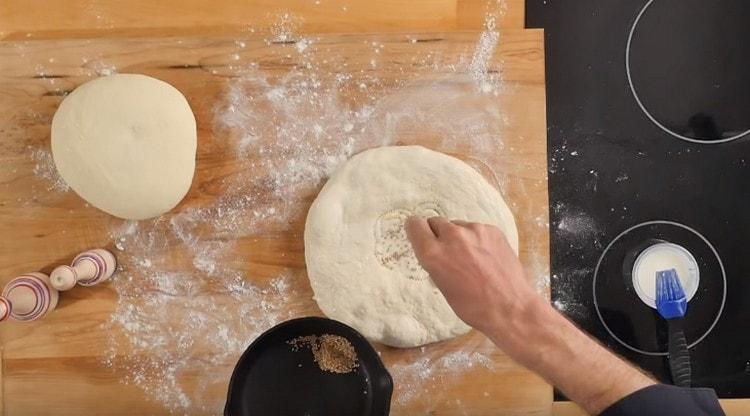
[50,248,117,291]
[0,295,10,322]
[1,272,59,322]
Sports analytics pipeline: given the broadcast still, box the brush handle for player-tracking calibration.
[667,319,691,387]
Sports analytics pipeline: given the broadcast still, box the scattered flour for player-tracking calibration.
[18,1,539,413]
[30,148,69,193]
[88,60,117,76]
[268,12,302,43]
[389,348,498,408]
[469,1,506,95]
[211,43,511,237]
[556,211,599,237]
[551,268,593,321]
[104,212,299,413]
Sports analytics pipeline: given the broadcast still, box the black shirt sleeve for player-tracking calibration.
[600,384,725,416]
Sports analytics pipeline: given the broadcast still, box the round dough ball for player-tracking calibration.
[304,145,518,348]
[51,74,197,220]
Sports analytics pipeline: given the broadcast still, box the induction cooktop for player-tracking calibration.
[526,0,750,398]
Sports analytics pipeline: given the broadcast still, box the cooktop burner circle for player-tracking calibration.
[593,220,726,356]
[626,0,750,143]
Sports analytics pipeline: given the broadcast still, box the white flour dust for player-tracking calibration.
[268,12,302,43]
[554,207,603,251]
[211,72,369,235]
[389,346,504,410]
[557,211,599,238]
[87,60,117,76]
[30,148,69,193]
[210,49,509,237]
[469,1,507,95]
[551,268,592,321]
[15,1,533,413]
[105,214,299,413]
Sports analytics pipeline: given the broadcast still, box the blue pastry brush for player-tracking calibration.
[656,268,691,387]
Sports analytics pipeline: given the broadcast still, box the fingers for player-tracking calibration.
[426,216,455,238]
[451,220,479,229]
[405,216,438,254]
[408,216,488,249]
[452,220,502,238]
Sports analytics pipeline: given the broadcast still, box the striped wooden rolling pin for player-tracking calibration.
[50,248,117,291]
[0,295,11,322]
[1,272,59,322]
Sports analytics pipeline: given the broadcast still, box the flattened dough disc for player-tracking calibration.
[51,74,197,220]
[304,145,518,347]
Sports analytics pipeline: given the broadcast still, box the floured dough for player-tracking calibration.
[51,74,196,220]
[304,145,518,348]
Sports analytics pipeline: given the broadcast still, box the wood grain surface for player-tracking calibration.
[0,0,526,40]
[0,0,551,413]
[2,1,747,415]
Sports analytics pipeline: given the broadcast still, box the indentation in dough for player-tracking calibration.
[374,202,443,280]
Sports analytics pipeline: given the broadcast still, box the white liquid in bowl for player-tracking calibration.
[632,242,700,309]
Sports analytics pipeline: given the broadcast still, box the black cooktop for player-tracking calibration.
[527,0,750,398]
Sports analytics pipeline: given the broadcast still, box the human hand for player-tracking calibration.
[406,217,658,415]
[404,216,540,335]
[406,217,655,414]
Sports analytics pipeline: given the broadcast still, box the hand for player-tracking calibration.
[406,216,656,415]
[404,216,540,335]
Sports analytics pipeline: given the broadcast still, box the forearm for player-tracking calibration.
[405,217,717,415]
[482,298,655,415]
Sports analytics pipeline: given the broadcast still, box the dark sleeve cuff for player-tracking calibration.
[600,384,725,416]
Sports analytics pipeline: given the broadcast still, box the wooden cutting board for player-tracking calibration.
[0,6,550,416]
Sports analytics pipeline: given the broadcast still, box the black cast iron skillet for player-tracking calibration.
[225,316,393,416]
